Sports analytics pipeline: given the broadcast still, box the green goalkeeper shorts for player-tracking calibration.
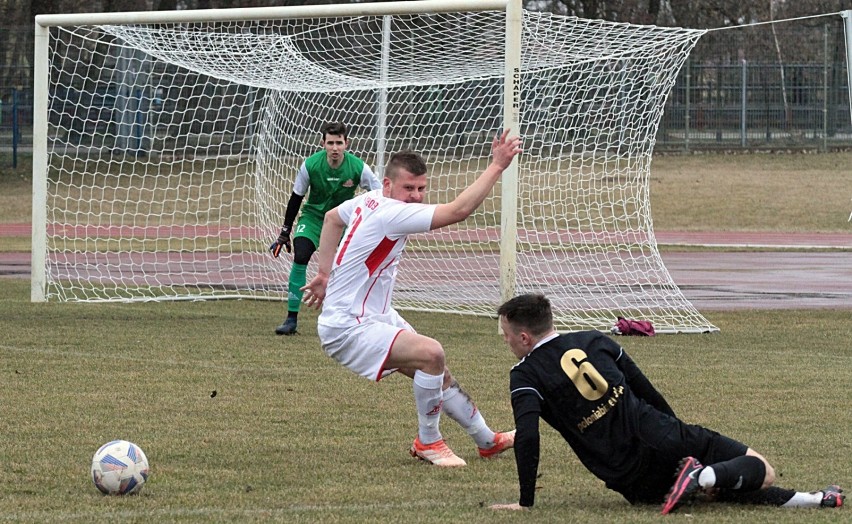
[292,215,322,248]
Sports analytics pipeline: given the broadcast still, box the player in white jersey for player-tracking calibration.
[302,130,523,467]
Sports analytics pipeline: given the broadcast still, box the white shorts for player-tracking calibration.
[317,311,415,382]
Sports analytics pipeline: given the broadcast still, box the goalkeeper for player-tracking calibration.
[270,122,381,335]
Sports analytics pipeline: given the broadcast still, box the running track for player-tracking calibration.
[1,224,850,310]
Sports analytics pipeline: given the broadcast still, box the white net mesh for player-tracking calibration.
[40,8,717,333]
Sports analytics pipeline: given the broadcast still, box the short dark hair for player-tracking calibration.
[385,150,427,180]
[321,122,348,140]
[497,293,554,336]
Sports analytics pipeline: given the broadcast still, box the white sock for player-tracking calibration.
[781,492,824,508]
[441,383,495,448]
[698,466,717,488]
[413,370,444,444]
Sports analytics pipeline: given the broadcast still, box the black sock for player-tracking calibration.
[709,455,766,491]
[717,486,797,506]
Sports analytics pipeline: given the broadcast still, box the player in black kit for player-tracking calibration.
[489,293,844,514]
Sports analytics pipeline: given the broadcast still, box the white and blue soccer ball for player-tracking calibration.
[91,440,149,495]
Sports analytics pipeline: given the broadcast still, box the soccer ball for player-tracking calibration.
[91,440,149,495]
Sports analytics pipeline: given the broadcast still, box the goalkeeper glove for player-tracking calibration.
[269,225,292,257]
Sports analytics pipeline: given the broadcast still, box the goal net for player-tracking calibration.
[34,1,717,333]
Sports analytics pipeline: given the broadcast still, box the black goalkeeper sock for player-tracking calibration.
[708,455,766,491]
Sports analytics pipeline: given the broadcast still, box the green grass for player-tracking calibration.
[649,153,852,232]
[1,151,849,520]
[0,154,32,224]
[3,151,852,234]
[0,277,849,523]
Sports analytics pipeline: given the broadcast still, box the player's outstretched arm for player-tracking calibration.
[430,129,522,230]
[301,208,345,309]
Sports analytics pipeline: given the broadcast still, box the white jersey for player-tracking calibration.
[318,189,435,328]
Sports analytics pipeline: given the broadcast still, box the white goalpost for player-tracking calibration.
[32,0,718,333]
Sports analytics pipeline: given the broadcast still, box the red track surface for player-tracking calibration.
[2,224,850,310]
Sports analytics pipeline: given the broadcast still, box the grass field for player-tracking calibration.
[648,152,852,232]
[2,151,852,235]
[0,277,850,523]
[1,152,850,521]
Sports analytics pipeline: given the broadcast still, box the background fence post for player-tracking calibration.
[764,70,771,141]
[842,10,852,127]
[741,59,747,147]
[685,59,691,152]
[135,88,143,155]
[715,66,722,142]
[12,87,18,168]
[822,22,829,152]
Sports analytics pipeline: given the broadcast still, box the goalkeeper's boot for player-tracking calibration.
[409,437,466,467]
[820,485,845,508]
[478,430,516,459]
[275,317,298,336]
[661,457,703,515]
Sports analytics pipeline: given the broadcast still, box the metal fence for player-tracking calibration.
[0,85,31,165]
[2,22,850,160]
[658,61,851,151]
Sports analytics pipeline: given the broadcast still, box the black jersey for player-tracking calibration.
[509,330,676,507]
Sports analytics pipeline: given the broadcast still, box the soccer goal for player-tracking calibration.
[33,0,718,333]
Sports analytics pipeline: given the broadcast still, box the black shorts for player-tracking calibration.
[616,410,749,505]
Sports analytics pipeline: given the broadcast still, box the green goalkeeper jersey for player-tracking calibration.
[293,150,380,243]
